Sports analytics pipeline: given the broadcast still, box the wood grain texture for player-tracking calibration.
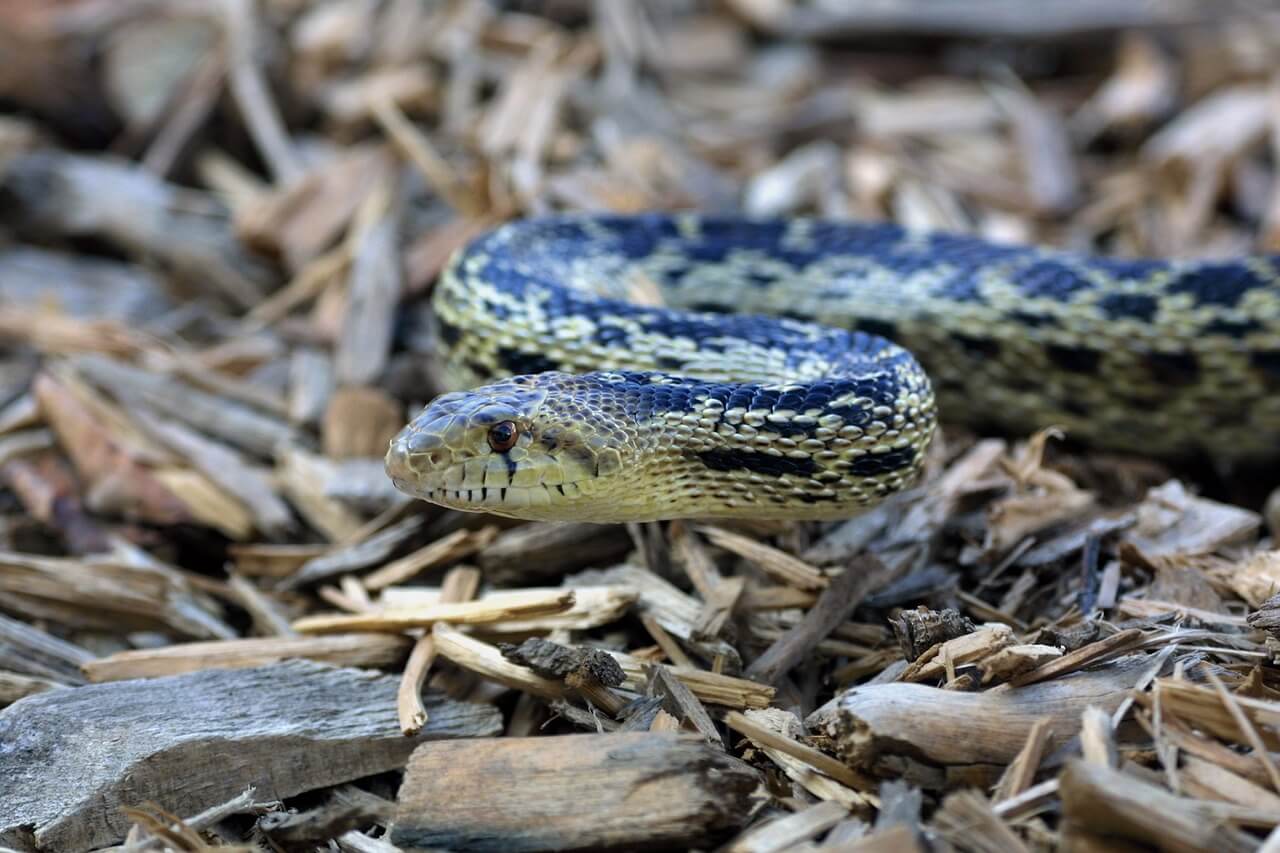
[0,659,501,852]
[806,655,1154,767]
[392,732,761,851]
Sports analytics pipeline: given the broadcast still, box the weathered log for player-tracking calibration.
[806,655,1154,770]
[0,659,501,852]
[391,733,761,851]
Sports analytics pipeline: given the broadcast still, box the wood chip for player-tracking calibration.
[391,733,760,851]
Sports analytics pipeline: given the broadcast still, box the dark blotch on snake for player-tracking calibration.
[1168,263,1269,309]
[848,447,917,477]
[1097,292,1159,323]
[1143,352,1200,386]
[497,347,561,376]
[697,448,818,478]
[1250,350,1280,380]
[1045,344,1102,374]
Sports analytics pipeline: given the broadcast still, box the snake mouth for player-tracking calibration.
[408,483,586,518]
[386,432,597,519]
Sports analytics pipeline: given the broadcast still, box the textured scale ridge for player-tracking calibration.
[387,214,1280,522]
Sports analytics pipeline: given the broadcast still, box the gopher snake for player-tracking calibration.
[385,215,1280,522]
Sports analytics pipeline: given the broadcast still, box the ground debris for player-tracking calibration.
[2,1,1280,850]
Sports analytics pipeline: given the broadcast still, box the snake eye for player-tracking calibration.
[487,421,519,452]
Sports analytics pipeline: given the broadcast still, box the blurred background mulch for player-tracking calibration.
[3,1,1280,851]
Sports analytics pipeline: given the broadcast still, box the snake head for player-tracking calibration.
[385,373,636,521]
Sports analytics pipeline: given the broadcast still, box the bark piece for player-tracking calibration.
[0,659,501,852]
[892,607,976,662]
[391,733,760,851]
[501,637,629,716]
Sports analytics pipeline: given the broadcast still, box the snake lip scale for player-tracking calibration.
[385,213,1280,523]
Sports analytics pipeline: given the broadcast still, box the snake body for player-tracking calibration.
[385,214,1280,522]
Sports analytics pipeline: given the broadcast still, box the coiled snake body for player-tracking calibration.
[385,215,1280,522]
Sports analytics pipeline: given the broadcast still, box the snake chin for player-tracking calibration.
[385,373,642,522]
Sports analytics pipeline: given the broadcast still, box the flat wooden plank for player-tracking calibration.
[0,659,501,852]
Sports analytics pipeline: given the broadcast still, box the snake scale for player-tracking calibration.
[384,214,1280,523]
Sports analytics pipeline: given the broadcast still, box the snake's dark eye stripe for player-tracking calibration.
[488,421,519,452]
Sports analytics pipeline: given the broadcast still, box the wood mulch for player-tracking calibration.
[2,1,1280,851]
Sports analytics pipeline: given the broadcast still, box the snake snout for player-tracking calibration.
[385,421,449,484]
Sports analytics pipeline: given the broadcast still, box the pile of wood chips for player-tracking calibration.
[2,1,1280,851]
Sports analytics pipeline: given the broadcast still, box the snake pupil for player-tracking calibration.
[488,421,518,452]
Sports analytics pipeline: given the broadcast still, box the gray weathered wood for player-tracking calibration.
[392,733,761,851]
[0,659,500,853]
[806,655,1153,768]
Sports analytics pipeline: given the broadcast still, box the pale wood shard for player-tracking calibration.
[362,525,498,590]
[610,651,775,710]
[432,623,570,701]
[236,145,394,271]
[992,717,1053,802]
[722,800,848,853]
[0,659,500,853]
[0,611,94,683]
[381,585,637,634]
[398,566,480,735]
[321,385,405,460]
[747,555,902,683]
[807,656,1153,767]
[80,633,413,681]
[336,192,402,387]
[0,550,231,639]
[141,416,294,537]
[899,623,1015,683]
[728,0,1204,38]
[33,372,193,526]
[1059,760,1257,853]
[391,733,760,852]
[227,572,296,637]
[1125,480,1261,558]
[932,790,1030,853]
[726,710,866,790]
[646,663,721,744]
[698,524,828,591]
[0,152,271,307]
[71,355,299,460]
[1079,706,1118,768]
[1008,628,1145,687]
[284,515,426,588]
[293,590,576,634]
[693,575,745,640]
[572,564,742,670]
